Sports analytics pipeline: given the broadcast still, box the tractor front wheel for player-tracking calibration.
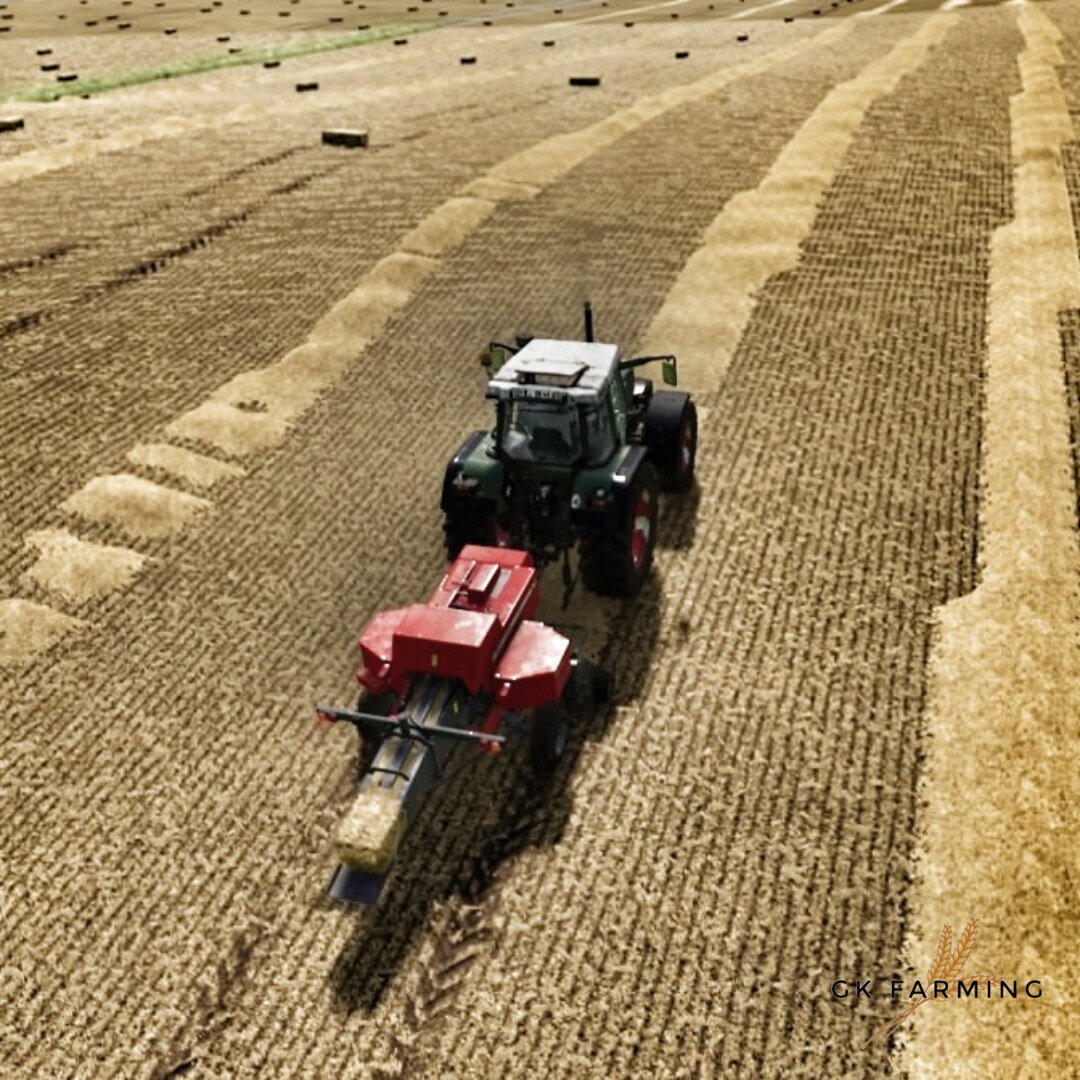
[529,703,569,775]
[580,461,659,596]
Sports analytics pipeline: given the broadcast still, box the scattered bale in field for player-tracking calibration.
[784,15,793,21]
[394,38,408,44]
[23,530,147,605]
[543,40,554,46]
[128,443,243,489]
[482,18,491,23]
[61,474,210,540]
[263,59,280,67]
[736,33,748,40]
[0,117,25,132]
[624,21,634,27]
[670,11,679,16]
[812,7,820,12]
[41,63,60,71]
[118,22,131,28]
[322,128,368,147]
[460,55,476,64]
[279,10,291,15]
[57,73,79,82]
[164,27,177,34]
[217,34,230,41]
[228,46,240,52]
[358,22,369,28]
[240,8,250,13]
[295,81,318,91]
[334,787,406,872]
[329,15,343,20]
[569,76,600,86]
[36,47,52,55]
[675,50,688,59]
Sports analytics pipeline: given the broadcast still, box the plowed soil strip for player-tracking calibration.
[905,6,1080,1076]
[642,9,957,392]
[0,24,905,1078]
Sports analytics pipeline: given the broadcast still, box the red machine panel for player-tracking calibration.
[493,621,572,711]
[391,605,501,695]
[356,547,552,698]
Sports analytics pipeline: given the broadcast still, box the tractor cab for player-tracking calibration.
[485,339,623,467]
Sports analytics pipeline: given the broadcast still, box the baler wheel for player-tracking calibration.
[529,703,569,774]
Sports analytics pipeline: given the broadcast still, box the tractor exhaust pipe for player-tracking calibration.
[584,301,594,343]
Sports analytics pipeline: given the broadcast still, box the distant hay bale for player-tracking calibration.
[334,787,406,872]
[60,474,211,539]
[0,599,84,666]
[0,117,24,132]
[23,529,146,604]
[322,128,369,148]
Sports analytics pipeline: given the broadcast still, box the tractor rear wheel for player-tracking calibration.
[579,461,659,596]
[644,392,697,492]
[443,504,499,560]
[529,702,569,774]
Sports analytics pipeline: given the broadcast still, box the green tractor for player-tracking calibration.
[440,304,697,598]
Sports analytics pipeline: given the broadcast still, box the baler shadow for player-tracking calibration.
[327,581,661,1016]
[326,739,571,1014]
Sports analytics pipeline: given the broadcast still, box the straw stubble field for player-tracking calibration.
[1,1,1077,1077]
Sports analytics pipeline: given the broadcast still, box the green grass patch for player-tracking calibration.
[0,23,431,104]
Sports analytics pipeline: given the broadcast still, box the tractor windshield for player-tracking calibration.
[500,400,581,464]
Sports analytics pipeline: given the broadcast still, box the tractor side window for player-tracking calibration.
[583,402,615,465]
[501,401,581,464]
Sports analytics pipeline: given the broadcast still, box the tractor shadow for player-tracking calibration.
[655,479,701,553]
[326,579,662,1016]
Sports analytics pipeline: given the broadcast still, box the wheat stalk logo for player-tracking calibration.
[865,913,1001,1047]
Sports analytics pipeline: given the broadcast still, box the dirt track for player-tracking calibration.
[1,1,1077,1077]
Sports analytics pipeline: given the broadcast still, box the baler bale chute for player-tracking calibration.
[316,545,610,905]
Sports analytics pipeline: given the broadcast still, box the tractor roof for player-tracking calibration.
[486,338,620,404]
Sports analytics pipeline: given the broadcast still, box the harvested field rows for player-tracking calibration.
[2,2,1078,1078]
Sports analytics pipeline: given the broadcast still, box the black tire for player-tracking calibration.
[579,460,659,597]
[644,392,697,492]
[564,659,613,715]
[529,703,569,774]
[442,502,498,560]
